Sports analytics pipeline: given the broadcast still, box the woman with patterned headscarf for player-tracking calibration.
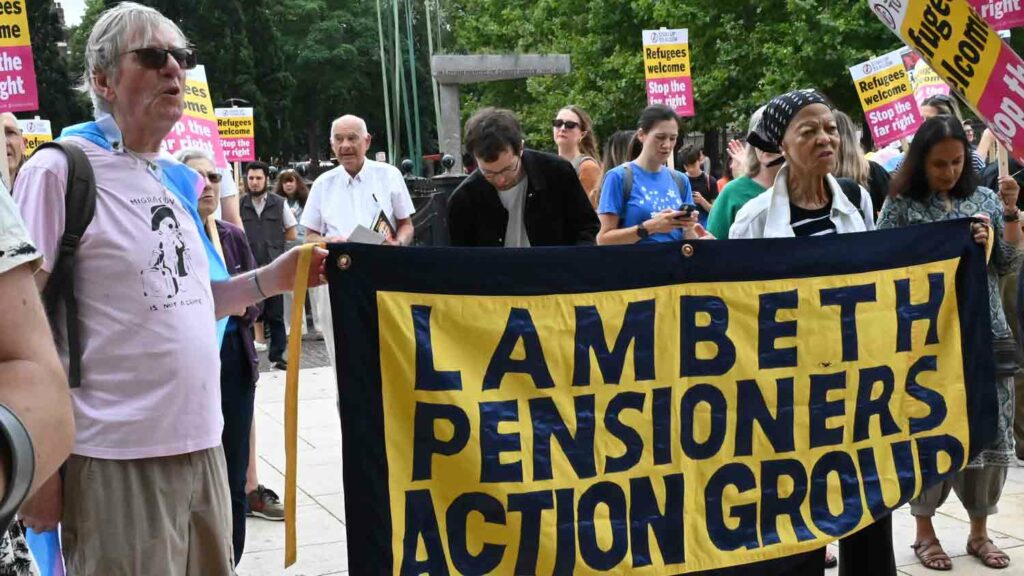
[729,90,893,576]
[730,89,875,239]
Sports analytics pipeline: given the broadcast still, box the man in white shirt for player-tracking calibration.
[216,163,242,227]
[302,114,415,366]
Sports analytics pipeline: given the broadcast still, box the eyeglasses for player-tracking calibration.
[479,155,521,179]
[196,170,222,184]
[123,47,197,70]
[552,119,581,130]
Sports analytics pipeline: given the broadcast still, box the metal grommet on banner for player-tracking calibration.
[337,254,352,270]
[681,244,694,258]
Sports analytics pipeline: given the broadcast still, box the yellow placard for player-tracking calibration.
[643,43,691,79]
[378,258,968,574]
[216,115,254,138]
[0,2,30,48]
[22,132,50,157]
[855,64,914,110]
[901,0,1001,103]
[183,79,215,122]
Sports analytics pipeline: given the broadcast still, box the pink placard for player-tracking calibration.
[969,0,1024,29]
[864,94,923,147]
[221,137,255,163]
[163,116,228,169]
[0,45,37,113]
[646,77,695,117]
[976,44,1024,161]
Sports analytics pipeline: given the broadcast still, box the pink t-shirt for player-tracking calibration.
[14,137,223,459]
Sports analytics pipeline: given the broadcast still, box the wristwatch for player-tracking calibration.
[1006,208,1020,222]
[0,403,34,533]
[636,222,650,239]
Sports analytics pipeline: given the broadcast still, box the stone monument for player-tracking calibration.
[431,54,571,172]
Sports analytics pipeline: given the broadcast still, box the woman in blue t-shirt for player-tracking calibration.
[596,105,706,244]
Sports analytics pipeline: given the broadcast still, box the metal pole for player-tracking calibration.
[392,0,403,159]
[426,0,442,160]
[404,0,423,175]
[397,35,415,173]
[376,0,394,163]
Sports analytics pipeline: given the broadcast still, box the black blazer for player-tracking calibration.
[448,149,600,247]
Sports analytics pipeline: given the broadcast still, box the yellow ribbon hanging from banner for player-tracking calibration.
[284,243,317,568]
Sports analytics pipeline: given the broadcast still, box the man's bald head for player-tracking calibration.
[330,115,368,137]
[330,115,371,176]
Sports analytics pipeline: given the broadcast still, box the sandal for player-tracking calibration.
[912,539,953,571]
[967,537,1011,569]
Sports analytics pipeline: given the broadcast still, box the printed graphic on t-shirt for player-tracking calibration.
[134,197,206,311]
[637,184,682,216]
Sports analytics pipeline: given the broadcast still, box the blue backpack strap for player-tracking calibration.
[670,170,687,199]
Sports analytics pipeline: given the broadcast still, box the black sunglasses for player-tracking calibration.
[197,170,222,183]
[124,47,197,70]
[552,119,581,130]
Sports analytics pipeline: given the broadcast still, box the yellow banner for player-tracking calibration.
[378,258,968,573]
[0,2,30,48]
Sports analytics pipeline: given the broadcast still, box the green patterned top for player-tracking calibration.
[877,186,1023,339]
[878,186,1022,467]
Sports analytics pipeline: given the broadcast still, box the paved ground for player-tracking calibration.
[237,346,1024,576]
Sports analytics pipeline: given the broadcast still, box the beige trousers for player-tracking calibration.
[909,466,1009,519]
[1003,273,1024,459]
[62,446,234,575]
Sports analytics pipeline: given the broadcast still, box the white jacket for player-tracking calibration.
[729,165,875,238]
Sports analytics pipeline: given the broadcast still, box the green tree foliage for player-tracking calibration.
[27,0,89,129]
[447,0,900,158]
[266,0,440,168]
[269,0,380,164]
[65,0,437,165]
[98,0,295,161]
[66,0,105,98]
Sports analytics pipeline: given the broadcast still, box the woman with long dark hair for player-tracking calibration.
[878,115,1023,571]
[596,104,706,244]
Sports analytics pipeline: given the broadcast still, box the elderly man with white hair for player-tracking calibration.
[11,3,326,574]
[302,114,415,367]
[0,113,25,186]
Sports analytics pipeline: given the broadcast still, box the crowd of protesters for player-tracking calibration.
[0,2,1019,575]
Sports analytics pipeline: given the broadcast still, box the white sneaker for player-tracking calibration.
[254,341,268,352]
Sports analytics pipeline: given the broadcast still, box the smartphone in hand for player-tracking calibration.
[676,204,698,218]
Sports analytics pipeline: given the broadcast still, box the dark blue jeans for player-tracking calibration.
[262,294,287,363]
[220,329,256,565]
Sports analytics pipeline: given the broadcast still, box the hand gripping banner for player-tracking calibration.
[327,220,996,575]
